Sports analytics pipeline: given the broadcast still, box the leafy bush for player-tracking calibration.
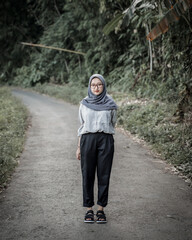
[0,87,28,187]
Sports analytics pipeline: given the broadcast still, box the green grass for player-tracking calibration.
[117,101,192,180]
[0,87,28,189]
[33,83,87,104]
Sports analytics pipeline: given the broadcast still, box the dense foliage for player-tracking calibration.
[0,1,42,82]
[1,1,192,101]
[0,88,28,187]
[0,0,191,180]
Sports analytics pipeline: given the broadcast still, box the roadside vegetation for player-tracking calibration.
[116,98,192,182]
[0,1,191,182]
[0,88,28,189]
[33,83,87,105]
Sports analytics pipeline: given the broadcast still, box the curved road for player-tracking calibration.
[0,89,191,240]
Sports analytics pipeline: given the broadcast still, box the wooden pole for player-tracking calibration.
[21,42,86,56]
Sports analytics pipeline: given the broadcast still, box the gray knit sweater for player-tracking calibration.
[77,104,117,136]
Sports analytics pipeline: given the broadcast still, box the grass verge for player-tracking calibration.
[117,101,192,182]
[0,87,28,190]
[33,82,87,104]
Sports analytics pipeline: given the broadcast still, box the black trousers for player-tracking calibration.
[80,132,114,207]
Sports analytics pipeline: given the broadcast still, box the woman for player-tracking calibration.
[76,74,117,224]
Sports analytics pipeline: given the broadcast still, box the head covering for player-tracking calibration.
[81,74,117,111]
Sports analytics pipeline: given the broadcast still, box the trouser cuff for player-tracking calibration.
[97,201,107,207]
[83,203,94,208]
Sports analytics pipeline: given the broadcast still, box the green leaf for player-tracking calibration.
[103,13,123,35]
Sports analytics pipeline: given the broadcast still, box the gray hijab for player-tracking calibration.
[81,74,117,111]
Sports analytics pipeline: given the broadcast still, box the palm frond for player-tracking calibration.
[147,0,192,41]
[103,1,155,35]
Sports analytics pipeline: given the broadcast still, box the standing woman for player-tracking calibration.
[76,74,117,224]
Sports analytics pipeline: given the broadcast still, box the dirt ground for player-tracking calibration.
[0,89,191,240]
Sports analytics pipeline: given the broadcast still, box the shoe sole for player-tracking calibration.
[96,221,107,224]
[84,220,95,223]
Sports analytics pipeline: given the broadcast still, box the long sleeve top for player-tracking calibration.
[77,103,117,137]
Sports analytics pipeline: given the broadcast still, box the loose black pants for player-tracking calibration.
[80,132,114,207]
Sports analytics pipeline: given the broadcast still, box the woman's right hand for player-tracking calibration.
[76,147,81,160]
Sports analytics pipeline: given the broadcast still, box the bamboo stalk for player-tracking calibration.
[145,23,153,72]
[21,42,86,56]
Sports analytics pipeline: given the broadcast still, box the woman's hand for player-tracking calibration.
[76,147,81,160]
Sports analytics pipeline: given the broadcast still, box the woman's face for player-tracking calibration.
[90,78,104,96]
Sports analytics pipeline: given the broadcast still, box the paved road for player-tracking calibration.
[0,89,191,240]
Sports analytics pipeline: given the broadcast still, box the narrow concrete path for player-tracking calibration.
[0,89,191,240]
